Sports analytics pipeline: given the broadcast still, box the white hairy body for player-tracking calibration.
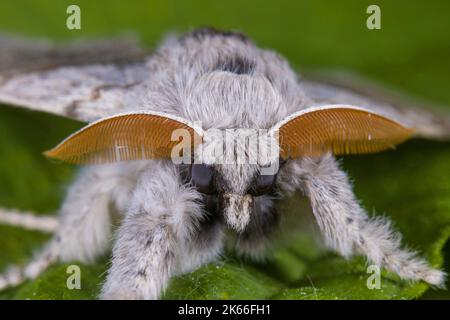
[0,28,449,299]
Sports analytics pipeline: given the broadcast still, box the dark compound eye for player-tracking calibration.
[248,173,276,197]
[190,164,217,195]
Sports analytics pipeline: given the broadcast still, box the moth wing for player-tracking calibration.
[0,33,150,123]
[300,71,450,140]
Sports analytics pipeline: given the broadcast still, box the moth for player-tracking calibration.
[0,28,449,299]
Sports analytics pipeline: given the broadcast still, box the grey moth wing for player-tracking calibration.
[300,70,450,140]
[0,34,150,123]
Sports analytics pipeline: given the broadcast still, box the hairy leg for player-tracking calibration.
[278,154,445,286]
[56,163,144,262]
[0,207,58,232]
[101,162,224,300]
[0,162,143,291]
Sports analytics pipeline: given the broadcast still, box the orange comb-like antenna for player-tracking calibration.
[271,105,414,159]
[44,112,203,164]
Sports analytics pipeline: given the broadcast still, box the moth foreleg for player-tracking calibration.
[58,165,138,262]
[100,163,223,300]
[293,154,445,287]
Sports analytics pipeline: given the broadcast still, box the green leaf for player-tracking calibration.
[12,263,105,300]
[0,0,449,300]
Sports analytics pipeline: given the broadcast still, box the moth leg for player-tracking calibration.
[101,162,224,300]
[0,240,60,290]
[0,163,139,291]
[0,207,58,233]
[284,154,446,287]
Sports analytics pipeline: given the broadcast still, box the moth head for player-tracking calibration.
[181,162,279,232]
[182,129,281,232]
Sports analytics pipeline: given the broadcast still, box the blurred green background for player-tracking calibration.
[0,0,449,299]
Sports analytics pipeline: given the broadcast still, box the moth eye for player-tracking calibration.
[249,173,276,197]
[190,164,217,195]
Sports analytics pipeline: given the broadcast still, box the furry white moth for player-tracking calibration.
[0,28,449,299]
